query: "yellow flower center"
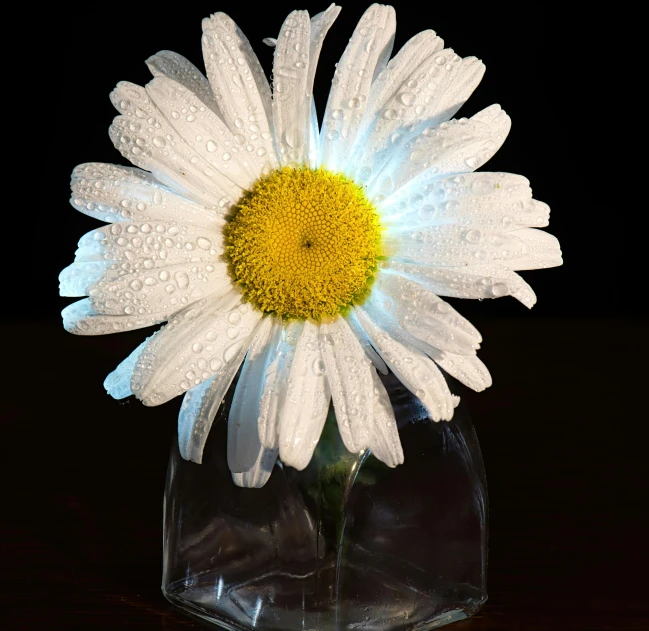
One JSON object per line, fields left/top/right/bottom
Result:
{"left": 225, "top": 167, "right": 383, "bottom": 321}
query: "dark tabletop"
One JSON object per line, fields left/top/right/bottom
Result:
{"left": 3, "top": 317, "right": 646, "bottom": 630}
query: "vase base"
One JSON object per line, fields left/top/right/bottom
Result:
{"left": 163, "top": 561, "right": 485, "bottom": 631}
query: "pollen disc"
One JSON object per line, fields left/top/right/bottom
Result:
{"left": 225, "top": 167, "right": 383, "bottom": 320}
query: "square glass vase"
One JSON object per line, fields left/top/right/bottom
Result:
{"left": 162, "top": 374, "right": 487, "bottom": 630}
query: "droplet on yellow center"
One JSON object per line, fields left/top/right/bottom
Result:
{"left": 225, "top": 167, "right": 383, "bottom": 320}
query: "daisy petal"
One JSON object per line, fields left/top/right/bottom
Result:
{"left": 308, "top": 5, "right": 341, "bottom": 95}
{"left": 70, "top": 163, "right": 228, "bottom": 227}
{"left": 146, "top": 77, "right": 261, "bottom": 188}
{"left": 425, "top": 347, "right": 492, "bottom": 392}
{"left": 146, "top": 50, "right": 221, "bottom": 116}
{"left": 320, "top": 317, "right": 375, "bottom": 453}
{"left": 354, "top": 307, "right": 454, "bottom": 421}
{"left": 74, "top": 222, "right": 224, "bottom": 267}
{"left": 178, "top": 375, "right": 218, "bottom": 462}
{"left": 372, "top": 273, "right": 482, "bottom": 355}
{"left": 372, "top": 104, "right": 510, "bottom": 199}
{"left": 345, "top": 30, "right": 443, "bottom": 180}
{"left": 272, "top": 11, "right": 312, "bottom": 166}
{"left": 61, "top": 299, "right": 167, "bottom": 335}
{"left": 307, "top": 5, "right": 341, "bottom": 167}
{"left": 232, "top": 447, "right": 279, "bottom": 489}
{"left": 59, "top": 261, "right": 110, "bottom": 297}
{"left": 505, "top": 228, "right": 563, "bottom": 270}
{"left": 278, "top": 321, "right": 331, "bottom": 470}
{"left": 109, "top": 82, "right": 241, "bottom": 206}
{"left": 88, "top": 262, "right": 231, "bottom": 316}
{"left": 258, "top": 321, "right": 303, "bottom": 449}
{"left": 368, "top": 370, "right": 404, "bottom": 467}
{"left": 346, "top": 311, "right": 389, "bottom": 375}
{"left": 350, "top": 53, "right": 484, "bottom": 184}
{"left": 385, "top": 260, "right": 538, "bottom": 308}
{"left": 202, "top": 13, "right": 276, "bottom": 166}
{"left": 382, "top": 172, "right": 550, "bottom": 231}
{"left": 308, "top": 98, "right": 320, "bottom": 168}
{"left": 351, "top": 29, "right": 444, "bottom": 149}
{"left": 320, "top": 4, "right": 396, "bottom": 172}
{"left": 228, "top": 317, "right": 278, "bottom": 472}
{"left": 104, "top": 340, "right": 149, "bottom": 399}
{"left": 131, "top": 291, "right": 261, "bottom": 406}
{"left": 177, "top": 316, "right": 270, "bottom": 464}
{"left": 391, "top": 224, "right": 530, "bottom": 268}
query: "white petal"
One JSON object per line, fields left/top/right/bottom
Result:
{"left": 504, "top": 228, "right": 563, "bottom": 270}
{"left": 345, "top": 310, "right": 388, "bottom": 375}
{"left": 354, "top": 307, "right": 454, "bottom": 421}
{"left": 320, "top": 318, "right": 375, "bottom": 453}
{"left": 372, "top": 273, "right": 482, "bottom": 355}
{"left": 278, "top": 321, "right": 331, "bottom": 470}
{"left": 145, "top": 77, "right": 261, "bottom": 188}
{"left": 228, "top": 317, "right": 278, "bottom": 472}
{"left": 232, "top": 447, "right": 279, "bottom": 488}
{"left": 308, "top": 98, "right": 320, "bottom": 168}
{"left": 320, "top": 4, "right": 396, "bottom": 172}
{"left": 350, "top": 29, "right": 444, "bottom": 157}
{"left": 104, "top": 340, "right": 149, "bottom": 399}
{"left": 178, "top": 375, "right": 218, "bottom": 462}
{"left": 425, "top": 347, "right": 492, "bottom": 392}
{"left": 131, "top": 291, "right": 261, "bottom": 406}
{"left": 307, "top": 5, "right": 341, "bottom": 89}
{"left": 349, "top": 52, "right": 484, "bottom": 183}
{"left": 258, "top": 321, "right": 303, "bottom": 449}
{"left": 382, "top": 172, "right": 549, "bottom": 231}
{"left": 109, "top": 82, "right": 240, "bottom": 207}
{"left": 390, "top": 224, "right": 531, "bottom": 268}
{"left": 368, "top": 370, "right": 404, "bottom": 467}
{"left": 61, "top": 298, "right": 167, "bottom": 335}
{"left": 88, "top": 261, "right": 231, "bottom": 316}
{"left": 385, "top": 260, "right": 538, "bottom": 308}
{"left": 370, "top": 104, "right": 511, "bottom": 200}
{"left": 59, "top": 260, "right": 110, "bottom": 297}
{"left": 265, "top": 6, "right": 339, "bottom": 168}
{"left": 74, "top": 222, "right": 224, "bottom": 267}
{"left": 272, "top": 11, "right": 312, "bottom": 166}
{"left": 177, "top": 316, "right": 269, "bottom": 464}
{"left": 146, "top": 50, "right": 221, "bottom": 116}
{"left": 70, "top": 163, "right": 228, "bottom": 227}
{"left": 202, "top": 14, "right": 277, "bottom": 167}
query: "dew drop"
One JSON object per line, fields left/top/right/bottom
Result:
{"left": 312, "top": 358, "right": 326, "bottom": 376}
{"left": 175, "top": 271, "right": 190, "bottom": 289}
{"left": 399, "top": 92, "right": 416, "bottom": 106}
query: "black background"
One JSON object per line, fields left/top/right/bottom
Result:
{"left": 5, "top": 2, "right": 646, "bottom": 630}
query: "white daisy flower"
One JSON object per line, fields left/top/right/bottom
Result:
{"left": 60, "top": 4, "right": 562, "bottom": 488}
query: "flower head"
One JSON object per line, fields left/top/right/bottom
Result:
{"left": 60, "top": 4, "right": 562, "bottom": 487}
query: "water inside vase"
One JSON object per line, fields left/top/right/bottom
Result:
{"left": 162, "top": 374, "right": 487, "bottom": 631}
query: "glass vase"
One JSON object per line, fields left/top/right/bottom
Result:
{"left": 162, "top": 373, "right": 488, "bottom": 630}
